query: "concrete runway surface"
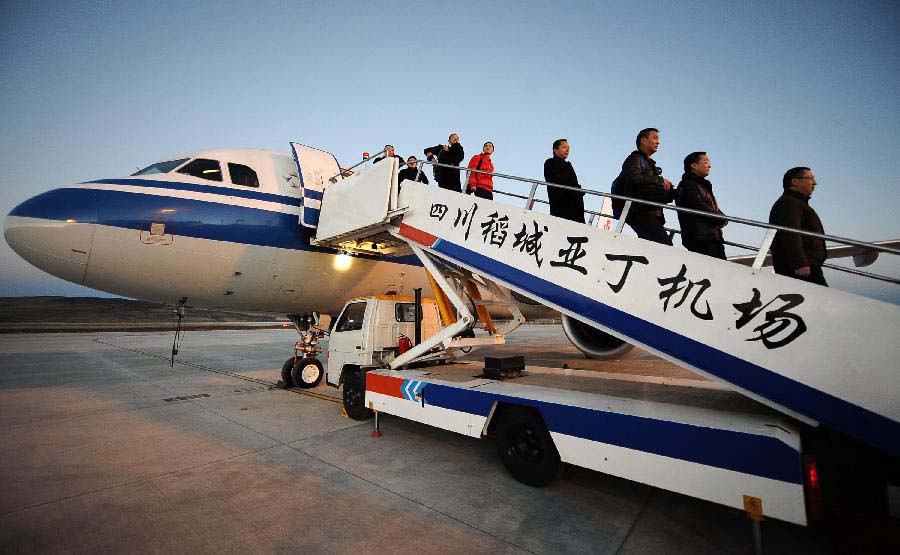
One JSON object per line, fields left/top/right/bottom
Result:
{"left": 0, "top": 326, "right": 836, "bottom": 553}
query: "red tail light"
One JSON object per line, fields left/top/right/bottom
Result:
{"left": 803, "top": 454, "right": 824, "bottom": 521}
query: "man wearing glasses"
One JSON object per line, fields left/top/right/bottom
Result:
{"left": 397, "top": 156, "right": 429, "bottom": 185}
{"left": 769, "top": 167, "right": 827, "bottom": 286}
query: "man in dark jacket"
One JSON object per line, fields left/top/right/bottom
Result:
{"left": 544, "top": 139, "right": 585, "bottom": 223}
{"left": 769, "top": 167, "right": 827, "bottom": 286}
{"left": 612, "top": 128, "right": 675, "bottom": 245}
{"left": 675, "top": 152, "right": 727, "bottom": 259}
{"left": 397, "top": 156, "right": 429, "bottom": 186}
{"left": 424, "top": 133, "right": 464, "bottom": 193}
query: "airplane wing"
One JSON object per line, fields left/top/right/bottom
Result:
{"left": 728, "top": 239, "right": 900, "bottom": 268}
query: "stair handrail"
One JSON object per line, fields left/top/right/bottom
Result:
{"left": 416, "top": 159, "right": 900, "bottom": 258}
{"left": 328, "top": 148, "right": 387, "bottom": 184}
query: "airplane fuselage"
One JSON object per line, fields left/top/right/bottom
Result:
{"left": 5, "top": 148, "right": 431, "bottom": 315}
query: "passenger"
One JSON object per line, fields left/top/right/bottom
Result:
{"left": 466, "top": 142, "right": 495, "bottom": 200}
{"left": 372, "top": 144, "right": 404, "bottom": 164}
{"left": 543, "top": 139, "right": 585, "bottom": 224}
{"left": 675, "top": 152, "right": 727, "bottom": 259}
{"left": 424, "top": 134, "right": 465, "bottom": 193}
{"left": 397, "top": 156, "right": 429, "bottom": 185}
{"left": 769, "top": 167, "right": 828, "bottom": 286}
{"left": 611, "top": 128, "right": 675, "bottom": 245}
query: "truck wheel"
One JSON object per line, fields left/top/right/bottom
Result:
{"left": 342, "top": 370, "right": 373, "bottom": 421}
{"left": 496, "top": 407, "right": 562, "bottom": 487}
{"left": 291, "top": 357, "right": 323, "bottom": 389}
{"left": 280, "top": 357, "right": 296, "bottom": 388}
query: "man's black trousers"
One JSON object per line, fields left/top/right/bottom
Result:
{"left": 626, "top": 214, "right": 673, "bottom": 246}
{"left": 777, "top": 265, "right": 828, "bottom": 287}
{"left": 683, "top": 239, "right": 726, "bottom": 259}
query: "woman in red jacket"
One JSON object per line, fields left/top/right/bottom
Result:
{"left": 466, "top": 142, "right": 495, "bottom": 199}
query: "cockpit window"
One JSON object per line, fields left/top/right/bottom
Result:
{"left": 177, "top": 159, "right": 223, "bottom": 182}
{"left": 131, "top": 158, "right": 189, "bottom": 176}
{"left": 228, "top": 163, "right": 260, "bottom": 188}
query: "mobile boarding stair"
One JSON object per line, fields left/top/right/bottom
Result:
{"left": 310, "top": 156, "right": 899, "bottom": 526}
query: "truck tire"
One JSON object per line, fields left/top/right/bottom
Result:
{"left": 342, "top": 370, "right": 373, "bottom": 421}
{"left": 280, "top": 357, "right": 296, "bottom": 388}
{"left": 496, "top": 406, "right": 562, "bottom": 487}
{"left": 291, "top": 357, "right": 323, "bottom": 389}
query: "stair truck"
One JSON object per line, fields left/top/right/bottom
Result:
{"left": 304, "top": 156, "right": 899, "bottom": 530}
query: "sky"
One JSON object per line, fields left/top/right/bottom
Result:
{"left": 1, "top": 0, "right": 898, "bottom": 302}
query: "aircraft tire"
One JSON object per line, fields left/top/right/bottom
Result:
{"left": 281, "top": 357, "right": 296, "bottom": 388}
{"left": 342, "top": 369, "right": 373, "bottom": 421}
{"left": 291, "top": 357, "right": 323, "bottom": 389}
{"left": 495, "top": 406, "right": 562, "bottom": 487}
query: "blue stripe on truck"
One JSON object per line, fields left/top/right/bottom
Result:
{"left": 424, "top": 383, "right": 801, "bottom": 484}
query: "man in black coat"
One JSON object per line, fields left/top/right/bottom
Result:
{"left": 544, "top": 139, "right": 585, "bottom": 223}
{"left": 611, "top": 128, "right": 675, "bottom": 245}
{"left": 397, "top": 156, "right": 429, "bottom": 185}
{"left": 675, "top": 152, "right": 727, "bottom": 259}
{"left": 769, "top": 167, "right": 827, "bottom": 286}
{"left": 424, "top": 133, "right": 464, "bottom": 193}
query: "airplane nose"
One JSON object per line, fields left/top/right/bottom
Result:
{"left": 4, "top": 187, "right": 98, "bottom": 285}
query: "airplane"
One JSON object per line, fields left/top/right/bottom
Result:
{"left": 1, "top": 144, "right": 623, "bottom": 357}
{"left": 5, "top": 143, "right": 896, "bottom": 363}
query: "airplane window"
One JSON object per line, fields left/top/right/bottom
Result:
{"left": 335, "top": 302, "right": 367, "bottom": 332}
{"left": 177, "top": 159, "right": 223, "bottom": 182}
{"left": 228, "top": 163, "right": 260, "bottom": 188}
{"left": 131, "top": 158, "right": 189, "bottom": 176}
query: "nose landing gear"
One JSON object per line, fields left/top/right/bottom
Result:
{"left": 280, "top": 313, "right": 329, "bottom": 389}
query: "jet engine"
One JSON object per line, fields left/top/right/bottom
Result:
{"left": 561, "top": 314, "right": 634, "bottom": 359}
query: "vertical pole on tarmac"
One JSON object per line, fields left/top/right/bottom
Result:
{"left": 414, "top": 288, "right": 422, "bottom": 346}
{"left": 743, "top": 495, "right": 764, "bottom": 555}
{"left": 751, "top": 520, "right": 762, "bottom": 555}
{"left": 372, "top": 410, "right": 382, "bottom": 438}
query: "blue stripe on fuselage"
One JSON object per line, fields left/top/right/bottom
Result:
{"left": 12, "top": 187, "right": 421, "bottom": 266}
{"left": 423, "top": 383, "right": 802, "bottom": 484}
{"left": 432, "top": 239, "right": 900, "bottom": 458}
{"left": 9, "top": 187, "right": 99, "bottom": 223}
{"left": 87, "top": 178, "right": 304, "bottom": 207}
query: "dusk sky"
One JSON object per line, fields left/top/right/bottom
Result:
{"left": 1, "top": 1, "right": 898, "bottom": 302}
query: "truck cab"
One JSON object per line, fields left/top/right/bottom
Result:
{"left": 325, "top": 295, "right": 441, "bottom": 387}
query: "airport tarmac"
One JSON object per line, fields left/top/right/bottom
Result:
{"left": 0, "top": 326, "right": 836, "bottom": 553}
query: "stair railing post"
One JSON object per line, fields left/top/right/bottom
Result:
{"left": 525, "top": 181, "right": 540, "bottom": 210}
{"left": 615, "top": 201, "right": 632, "bottom": 234}
{"left": 753, "top": 228, "right": 777, "bottom": 270}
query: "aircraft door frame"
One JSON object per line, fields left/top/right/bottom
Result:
{"left": 290, "top": 142, "right": 341, "bottom": 229}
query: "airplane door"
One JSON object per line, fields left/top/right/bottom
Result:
{"left": 326, "top": 300, "right": 370, "bottom": 384}
{"left": 290, "top": 142, "right": 341, "bottom": 229}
